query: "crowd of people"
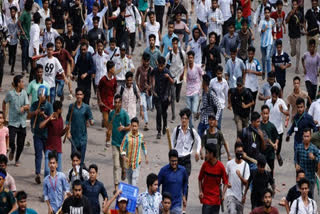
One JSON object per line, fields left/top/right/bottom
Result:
{"left": 0, "top": 0, "right": 319, "bottom": 213}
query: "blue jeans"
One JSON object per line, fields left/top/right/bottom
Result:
{"left": 183, "top": 18, "right": 192, "bottom": 47}
{"left": 218, "top": 109, "right": 223, "bottom": 130}
{"left": 44, "top": 150, "right": 62, "bottom": 177}
{"left": 71, "top": 141, "right": 87, "bottom": 165}
{"left": 171, "top": 205, "right": 182, "bottom": 214}
{"left": 49, "top": 87, "right": 56, "bottom": 103}
{"left": 20, "top": 38, "right": 29, "bottom": 71}
{"left": 33, "top": 136, "right": 46, "bottom": 175}
{"left": 126, "top": 165, "right": 140, "bottom": 186}
{"left": 186, "top": 94, "right": 200, "bottom": 128}
{"left": 198, "top": 122, "right": 209, "bottom": 138}
{"left": 55, "top": 79, "right": 65, "bottom": 98}
{"left": 261, "top": 45, "right": 273, "bottom": 74}
{"left": 140, "top": 92, "right": 151, "bottom": 124}
{"left": 247, "top": 15, "right": 252, "bottom": 27}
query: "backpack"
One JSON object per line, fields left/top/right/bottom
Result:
{"left": 174, "top": 125, "right": 195, "bottom": 151}
{"left": 168, "top": 47, "right": 185, "bottom": 67}
{"left": 68, "top": 165, "right": 88, "bottom": 182}
{"left": 120, "top": 83, "right": 139, "bottom": 100}
{"left": 295, "top": 198, "right": 315, "bottom": 214}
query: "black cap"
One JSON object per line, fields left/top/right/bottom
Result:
{"left": 236, "top": 77, "right": 244, "bottom": 86}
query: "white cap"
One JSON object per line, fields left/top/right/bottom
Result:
{"left": 118, "top": 197, "right": 128, "bottom": 202}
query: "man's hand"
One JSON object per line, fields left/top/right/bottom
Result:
{"left": 227, "top": 103, "right": 232, "bottom": 110}
{"left": 241, "top": 102, "right": 247, "bottom": 109}
{"left": 195, "top": 153, "right": 200, "bottom": 162}
{"left": 241, "top": 195, "right": 246, "bottom": 204}
{"left": 118, "top": 125, "right": 125, "bottom": 132}
{"left": 236, "top": 169, "right": 241, "bottom": 177}
{"left": 81, "top": 73, "right": 88, "bottom": 80}
{"left": 48, "top": 206, "right": 53, "bottom": 214}
{"left": 280, "top": 64, "right": 286, "bottom": 70}
{"left": 272, "top": 143, "right": 278, "bottom": 151}
{"left": 211, "top": 17, "right": 216, "bottom": 22}
{"left": 140, "top": 109, "right": 144, "bottom": 120}
{"left": 295, "top": 164, "right": 301, "bottom": 171}
{"left": 309, "top": 153, "right": 315, "bottom": 160}
{"left": 182, "top": 196, "right": 187, "bottom": 207}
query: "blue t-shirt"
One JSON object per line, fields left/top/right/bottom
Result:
{"left": 161, "top": 33, "right": 179, "bottom": 57}
{"left": 12, "top": 208, "right": 38, "bottom": 214}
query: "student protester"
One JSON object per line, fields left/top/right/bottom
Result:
{"left": 144, "top": 11, "right": 161, "bottom": 48}
{"left": 43, "top": 151, "right": 70, "bottom": 214}
{"left": 61, "top": 179, "right": 93, "bottom": 214}
{"left": 120, "top": 117, "right": 148, "bottom": 185}
{"left": 144, "top": 34, "right": 161, "bottom": 69}
{"left": 198, "top": 143, "right": 228, "bottom": 214}
{"left": 39, "top": 101, "right": 68, "bottom": 177}
{"left": 0, "top": 168, "right": 16, "bottom": 213}
{"left": 265, "top": 86, "right": 289, "bottom": 166}
{"left": 294, "top": 128, "right": 320, "bottom": 198}
{"left": 235, "top": 7, "right": 243, "bottom": 32}
{"left": 152, "top": 56, "right": 174, "bottom": 139}
{"left": 135, "top": 53, "right": 152, "bottom": 131}
{"left": 209, "top": 66, "right": 229, "bottom": 129}
{"left": 136, "top": 173, "right": 162, "bottom": 214}
{"left": 39, "top": 18, "right": 59, "bottom": 53}
{"left": 225, "top": 142, "right": 250, "bottom": 214}
{"left": 304, "top": 0, "right": 320, "bottom": 51}
{"left": 258, "top": 72, "right": 282, "bottom": 102}
{"left": 198, "top": 75, "right": 222, "bottom": 136}
{"left": 225, "top": 47, "right": 245, "bottom": 89}
{"left": 66, "top": 88, "right": 94, "bottom": 165}
{"left": 7, "top": 6, "right": 19, "bottom": 75}
{"left": 195, "top": 0, "right": 210, "bottom": 35}
{"left": 271, "top": 39, "right": 291, "bottom": 91}
{"left": 28, "top": 86, "right": 53, "bottom": 184}
{"left": 206, "top": 0, "right": 223, "bottom": 45}
{"left": 107, "top": 95, "right": 131, "bottom": 192}
{"left": 67, "top": 151, "right": 89, "bottom": 185}
{"left": 28, "top": 12, "right": 41, "bottom": 82}
{"left": 161, "top": 21, "right": 179, "bottom": 57}
{"left": 125, "top": 0, "right": 141, "bottom": 54}
{"left": 27, "top": 65, "right": 50, "bottom": 105}
{"left": 12, "top": 191, "right": 38, "bottom": 214}
{"left": 50, "top": 0, "right": 67, "bottom": 34}
{"left": 218, "top": 0, "right": 233, "bottom": 35}
{"left": 0, "top": 155, "right": 16, "bottom": 194}
{"left": 161, "top": 192, "right": 172, "bottom": 214}
{"left": 38, "top": 0, "right": 50, "bottom": 31}
{"left": 219, "top": 22, "right": 240, "bottom": 62}
{"left": 98, "top": 60, "right": 117, "bottom": 145}
{"left": 228, "top": 77, "right": 254, "bottom": 136}
{"left": 284, "top": 170, "right": 312, "bottom": 213}
{"left": 302, "top": 39, "right": 320, "bottom": 106}
{"left": 113, "top": 4, "right": 129, "bottom": 48}
{"left": 158, "top": 150, "right": 188, "bottom": 214}
{"left": 238, "top": 18, "right": 254, "bottom": 62}
{"left": 201, "top": 32, "right": 221, "bottom": 79}
{"left": 165, "top": 37, "right": 186, "bottom": 123}
{"left": 286, "top": 98, "right": 317, "bottom": 151}
{"left": 285, "top": 0, "right": 304, "bottom": 74}
{"left": 88, "top": 17, "right": 107, "bottom": 49}
{"left": 63, "top": 21, "right": 80, "bottom": 57}
{"left": 103, "top": 189, "right": 129, "bottom": 214}
{"left": 173, "top": 13, "right": 190, "bottom": 46}
{"left": 244, "top": 46, "right": 262, "bottom": 112}
{"left": 187, "top": 25, "right": 206, "bottom": 65}
{"left": 83, "top": 1, "right": 108, "bottom": 32}
{"left": 259, "top": 7, "right": 276, "bottom": 79}
{"left": 82, "top": 164, "right": 108, "bottom": 214}
{"left": 270, "top": 0, "right": 286, "bottom": 44}
{"left": 250, "top": 189, "right": 279, "bottom": 214}
{"left": 243, "top": 155, "right": 275, "bottom": 210}
{"left": 289, "top": 178, "right": 318, "bottom": 214}
{"left": 3, "top": 75, "right": 29, "bottom": 165}
{"left": 105, "top": 38, "right": 120, "bottom": 62}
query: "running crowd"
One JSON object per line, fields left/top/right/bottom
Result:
{"left": 0, "top": 0, "right": 319, "bottom": 213}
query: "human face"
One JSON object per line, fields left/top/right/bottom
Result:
{"left": 110, "top": 42, "right": 116, "bottom": 50}
{"left": 93, "top": 20, "right": 99, "bottom": 29}
{"left": 150, "top": 180, "right": 158, "bottom": 193}
{"left": 45, "top": 20, "right": 52, "bottom": 30}
{"left": 120, "top": 49, "right": 126, "bottom": 57}
{"left": 297, "top": 172, "right": 305, "bottom": 182}
{"left": 217, "top": 71, "right": 223, "bottom": 80}
{"left": 237, "top": 9, "right": 242, "bottom": 19}
{"left": 180, "top": 115, "right": 189, "bottom": 127}
{"left": 158, "top": 63, "right": 165, "bottom": 71}
{"left": 263, "top": 192, "right": 272, "bottom": 208}
{"left": 55, "top": 40, "right": 62, "bottom": 50}
{"left": 276, "top": 45, "right": 282, "bottom": 55}
{"left": 188, "top": 54, "right": 194, "bottom": 65}
{"left": 261, "top": 109, "right": 269, "bottom": 122}
{"left": 235, "top": 146, "right": 243, "bottom": 154}
{"left": 43, "top": 0, "right": 49, "bottom": 9}
{"left": 47, "top": 47, "right": 53, "bottom": 57}
{"left": 293, "top": 79, "right": 300, "bottom": 90}
{"left": 89, "top": 168, "right": 97, "bottom": 182}
{"left": 252, "top": 118, "right": 261, "bottom": 129}
{"left": 241, "top": 22, "right": 248, "bottom": 32}
{"left": 114, "top": 98, "right": 122, "bottom": 111}
{"left": 10, "top": 9, "right": 16, "bottom": 18}
{"left": 299, "top": 183, "right": 309, "bottom": 197}
{"left": 228, "top": 25, "right": 235, "bottom": 34}
{"left": 212, "top": 0, "right": 218, "bottom": 8}
{"left": 72, "top": 157, "right": 81, "bottom": 168}
{"left": 131, "top": 122, "right": 139, "bottom": 134}
{"left": 162, "top": 198, "right": 171, "bottom": 211}
{"left": 149, "top": 37, "right": 155, "bottom": 48}
{"left": 209, "top": 34, "right": 216, "bottom": 45}
{"left": 205, "top": 150, "right": 213, "bottom": 161}
{"left": 303, "top": 131, "right": 311, "bottom": 145}
{"left": 118, "top": 201, "right": 127, "bottom": 211}
{"left": 92, "top": 6, "right": 98, "bottom": 15}
{"left": 36, "top": 68, "right": 43, "bottom": 80}
{"left": 168, "top": 24, "right": 174, "bottom": 34}
{"left": 309, "top": 44, "right": 315, "bottom": 54}
{"left": 17, "top": 199, "right": 27, "bottom": 211}
{"left": 172, "top": 40, "right": 178, "bottom": 51}
{"left": 208, "top": 118, "right": 217, "bottom": 128}
{"left": 97, "top": 42, "right": 104, "bottom": 54}
{"left": 169, "top": 156, "right": 178, "bottom": 170}
{"left": 81, "top": 45, "right": 88, "bottom": 55}
{"left": 268, "top": 77, "right": 275, "bottom": 86}
{"left": 271, "top": 92, "right": 278, "bottom": 102}
{"left": 49, "top": 158, "right": 57, "bottom": 172}
{"left": 248, "top": 51, "right": 254, "bottom": 61}
{"left": 265, "top": 10, "right": 270, "bottom": 19}
{"left": 231, "top": 51, "right": 236, "bottom": 61}
{"left": 236, "top": 84, "right": 243, "bottom": 92}
{"left": 292, "top": 0, "right": 298, "bottom": 10}
{"left": 73, "top": 185, "right": 83, "bottom": 198}
{"left": 76, "top": 90, "right": 84, "bottom": 103}
{"left": 193, "top": 29, "right": 200, "bottom": 39}
{"left": 18, "top": 79, "right": 25, "bottom": 89}
{"left": 277, "top": 4, "right": 283, "bottom": 12}
{"left": 67, "top": 23, "right": 73, "bottom": 32}
{"left": 175, "top": 13, "right": 181, "bottom": 22}
{"left": 297, "top": 103, "right": 305, "bottom": 115}
{"left": 312, "top": 0, "right": 318, "bottom": 8}
{"left": 127, "top": 0, "right": 132, "bottom": 5}
{"left": 143, "top": 59, "right": 150, "bottom": 68}
{"left": 126, "top": 76, "right": 133, "bottom": 88}
{"left": 258, "top": 164, "right": 265, "bottom": 173}
{"left": 149, "top": 14, "right": 155, "bottom": 23}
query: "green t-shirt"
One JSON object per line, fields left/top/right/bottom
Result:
{"left": 201, "top": 128, "right": 225, "bottom": 160}
{"left": 235, "top": 17, "right": 243, "bottom": 31}
{"left": 0, "top": 188, "right": 15, "bottom": 214}
{"left": 27, "top": 79, "right": 50, "bottom": 105}
{"left": 109, "top": 109, "right": 130, "bottom": 147}
{"left": 138, "top": 0, "right": 148, "bottom": 12}
{"left": 19, "top": 10, "right": 31, "bottom": 40}
{"left": 260, "top": 121, "right": 279, "bottom": 159}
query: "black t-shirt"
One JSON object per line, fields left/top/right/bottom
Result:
{"left": 61, "top": 195, "right": 93, "bottom": 214}
{"left": 63, "top": 33, "right": 80, "bottom": 53}
{"left": 152, "top": 68, "right": 173, "bottom": 101}
{"left": 305, "top": 8, "right": 320, "bottom": 36}
{"left": 88, "top": 28, "right": 106, "bottom": 47}
{"left": 167, "top": 3, "right": 188, "bottom": 22}
{"left": 68, "top": 4, "right": 86, "bottom": 33}
{"left": 287, "top": 11, "right": 304, "bottom": 38}
{"left": 229, "top": 87, "right": 253, "bottom": 118}
{"left": 239, "top": 125, "right": 264, "bottom": 161}
{"left": 114, "top": 14, "right": 128, "bottom": 45}
{"left": 51, "top": 0, "right": 67, "bottom": 29}
{"left": 248, "top": 170, "right": 274, "bottom": 201}
{"left": 286, "top": 184, "right": 313, "bottom": 206}
{"left": 202, "top": 44, "right": 221, "bottom": 77}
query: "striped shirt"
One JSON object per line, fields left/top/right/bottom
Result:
{"left": 258, "top": 18, "right": 276, "bottom": 47}
{"left": 120, "top": 131, "right": 147, "bottom": 170}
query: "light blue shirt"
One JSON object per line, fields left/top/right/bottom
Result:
{"left": 225, "top": 57, "right": 245, "bottom": 88}
{"left": 259, "top": 18, "right": 275, "bottom": 47}
{"left": 154, "top": 0, "right": 167, "bottom": 6}
{"left": 161, "top": 33, "right": 179, "bottom": 57}
{"left": 43, "top": 172, "right": 70, "bottom": 213}
{"left": 4, "top": 89, "right": 29, "bottom": 128}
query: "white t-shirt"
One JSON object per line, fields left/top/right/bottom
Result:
{"left": 266, "top": 98, "right": 288, "bottom": 134}
{"left": 218, "top": 0, "right": 232, "bottom": 21}
{"left": 226, "top": 159, "right": 250, "bottom": 202}
{"left": 308, "top": 99, "right": 320, "bottom": 125}
{"left": 245, "top": 59, "right": 262, "bottom": 92}
{"left": 188, "top": 37, "right": 206, "bottom": 65}
{"left": 37, "top": 56, "right": 63, "bottom": 88}
{"left": 145, "top": 21, "right": 160, "bottom": 47}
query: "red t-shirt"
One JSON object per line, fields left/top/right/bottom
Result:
{"left": 46, "top": 116, "right": 63, "bottom": 153}
{"left": 270, "top": 11, "right": 286, "bottom": 39}
{"left": 198, "top": 160, "right": 228, "bottom": 206}
{"left": 98, "top": 75, "right": 117, "bottom": 112}
{"left": 250, "top": 206, "right": 279, "bottom": 214}
{"left": 54, "top": 49, "right": 72, "bottom": 80}
{"left": 240, "top": 0, "right": 251, "bottom": 18}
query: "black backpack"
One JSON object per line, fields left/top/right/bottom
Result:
{"left": 166, "top": 47, "right": 185, "bottom": 69}
{"left": 174, "top": 125, "right": 195, "bottom": 151}
{"left": 68, "top": 165, "right": 88, "bottom": 182}
{"left": 120, "top": 84, "right": 139, "bottom": 100}
{"left": 295, "top": 198, "right": 315, "bottom": 214}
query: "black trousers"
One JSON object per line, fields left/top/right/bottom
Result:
{"left": 8, "top": 126, "right": 26, "bottom": 162}
{"left": 202, "top": 204, "right": 220, "bottom": 214}
{"left": 306, "top": 80, "right": 317, "bottom": 106}
{"left": 178, "top": 154, "right": 191, "bottom": 199}
{"left": 8, "top": 44, "right": 17, "bottom": 72}
{"left": 249, "top": 90, "right": 258, "bottom": 113}
{"left": 276, "top": 133, "right": 283, "bottom": 156}
{"left": 129, "top": 32, "right": 136, "bottom": 53}
{"left": 79, "top": 83, "right": 91, "bottom": 105}
{"left": 154, "top": 97, "right": 169, "bottom": 132}
{"left": 155, "top": 5, "right": 165, "bottom": 33}
{"left": 0, "top": 52, "right": 4, "bottom": 87}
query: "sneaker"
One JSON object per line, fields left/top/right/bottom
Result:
{"left": 67, "top": 94, "right": 73, "bottom": 100}
{"left": 143, "top": 124, "right": 149, "bottom": 131}
{"left": 277, "top": 155, "right": 283, "bottom": 166}
{"left": 156, "top": 132, "right": 161, "bottom": 139}
{"left": 9, "top": 152, "right": 14, "bottom": 161}
{"left": 137, "top": 41, "right": 142, "bottom": 47}
{"left": 35, "top": 174, "right": 41, "bottom": 184}
{"left": 162, "top": 128, "right": 167, "bottom": 135}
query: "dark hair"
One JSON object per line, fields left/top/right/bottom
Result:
{"left": 67, "top": 20, "right": 73, "bottom": 26}
{"left": 257, "top": 154, "right": 267, "bottom": 167}
{"left": 93, "top": 2, "right": 100, "bottom": 8}
{"left": 298, "top": 178, "right": 310, "bottom": 188}
{"left": 228, "top": 20, "right": 235, "bottom": 27}
{"left": 296, "top": 169, "right": 305, "bottom": 177}
{"left": 146, "top": 173, "right": 158, "bottom": 188}
{"left": 93, "top": 16, "right": 100, "bottom": 22}
{"left": 268, "top": 72, "right": 276, "bottom": 78}
{"left": 205, "top": 143, "right": 217, "bottom": 157}
{"left": 157, "top": 56, "right": 166, "bottom": 65}
{"left": 148, "top": 11, "right": 155, "bottom": 16}
{"left": 217, "top": 65, "right": 223, "bottom": 73}
{"left": 172, "top": 37, "right": 179, "bottom": 43}
{"left": 251, "top": 111, "right": 260, "bottom": 122}
{"left": 187, "top": 50, "right": 195, "bottom": 57}
{"left": 263, "top": 188, "right": 273, "bottom": 197}
{"left": 168, "top": 149, "right": 178, "bottom": 159}
{"left": 47, "top": 42, "right": 54, "bottom": 49}
{"left": 168, "top": 21, "right": 174, "bottom": 26}
{"left": 261, "top": 104, "right": 270, "bottom": 112}
{"left": 42, "top": 0, "right": 49, "bottom": 4}
{"left": 35, "top": 64, "right": 43, "bottom": 71}
{"left": 162, "top": 192, "right": 172, "bottom": 201}
{"left": 71, "top": 151, "right": 82, "bottom": 160}
{"left": 303, "top": 128, "right": 311, "bottom": 135}
{"left": 89, "top": 164, "right": 98, "bottom": 172}
{"left": 234, "top": 141, "right": 243, "bottom": 151}
{"left": 24, "top": 0, "right": 33, "bottom": 11}
{"left": 270, "top": 86, "right": 280, "bottom": 96}
{"left": 276, "top": 0, "right": 283, "bottom": 5}
{"left": 241, "top": 18, "right": 248, "bottom": 25}
{"left": 209, "top": 31, "right": 217, "bottom": 40}
{"left": 13, "top": 75, "right": 23, "bottom": 87}
{"left": 80, "top": 42, "right": 88, "bottom": 48}
{"left": 275, "top": 39, "right": 282, "bottom": 46}
{"left": 33, "top": 12, "right": 41, "bottom": 23}
{"left": 96, "top": 39, "right": 104, "bottom": 46}
{"left": 149, "top": 34, "right": 156, "bottom": 41}
{"left": 0, "top": 111, "right": 3, "bottom": 119}
{"left": 293, "top": 76, "right": 301, "bottom": 82}
{"left": 296, "top": 97, "right": 305, "bottom": 106}
{"left": 264, "top": 6, "right": 271, "bottom": 12}
{"left": 45, "top": 17, "right": 52, "bottom": 23}
{"left": 48, "top": 151, "right": 58, "bottom": 162}
{"left": 120, "top": 3, "right": 126, "bottom": 12}
{"left": 125, "top": 71, "right": 133, "bottom": 80}
{"left": 0, "top": 154, "right": 8, "bottom": 165}
{"left": 230, "top": 46, "right": 237, "bottom": 53}
{"left": 107, "top": 60, "right": 115, "bottom": 72}
{"left": 179, "top": 108, "right": 192, "bottom": 118}
{"left": 142, "top": 52, "right": 150, "bottom": 61}
{"left": 237, "top": 6, "right": 243, "bottom": 11}
{"left": 72, "top": 179, "right": 82, "bottom": 189}
{"left": 114, "top": 94, "right": 122, "bottom": 101}
{"left": 292, "top": 0, "right": 298, "bottom": 3}
{"left": 55, "top": 36, "right": 64, "bottom": 45}
{"left": 75, "top": 87, "right": 84, "bottom": 94}
{"left": 248, "top": 46, "right": 255, "bottom": 53}
{"left": 16, "top": 191, "right": 27, "bottom": 201}
{"left": 9, "top": 6, "right": 17, "bottom": 11}
{"left": 202, "top": 74, "right": 210, "bottom": 86}
{"left": 308, "top": 39, "right": 316, "bottom": 47}
{"left": 131, "top": 117, "right": 139, "bottom": 124}
{"left": 109, "top": 38, "right": 117, "bottom": 44}
{"left": 53, "top": 101, "right": 62, "bottom": 112}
